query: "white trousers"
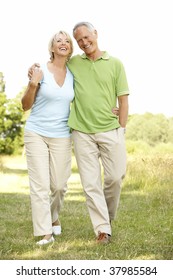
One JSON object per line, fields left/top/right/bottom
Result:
{"left": 72, "top": 128, "right": 126, "bottom": 236}
{"left": 24, "top": 130, "right": 72, "bottom": 236}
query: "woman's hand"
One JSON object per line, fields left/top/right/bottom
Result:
{"left": 112, "top": 107, "right": 119, "bottom": 116}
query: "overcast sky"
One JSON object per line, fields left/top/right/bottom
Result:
{"left": 0, "top": 0, "right": 172, "bottom": 117}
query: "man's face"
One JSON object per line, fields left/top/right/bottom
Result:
{"left": 73, "top": 26, "right": 97, "bottom": 55}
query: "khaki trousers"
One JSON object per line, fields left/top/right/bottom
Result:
{"left": 72, "top": 128, "right": 126, "bottom": 236}
{"left": 24, "top": 130, "right": 72, "bottom": 236}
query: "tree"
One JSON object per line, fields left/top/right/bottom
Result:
{"left": 126, "top": 113, "right": 170, "bottom": 146}
{"left": 0, "top": 73, "right": 24, "bottom": 154}
{"left": 0, "top": 72, "right": 5, "bottom": 92}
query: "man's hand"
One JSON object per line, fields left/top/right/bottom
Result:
{"left": 30, "top": 67, "right": 43, "bottom": 85}
{"left": 28, "top": 63, "right": 40, "bottom": 80}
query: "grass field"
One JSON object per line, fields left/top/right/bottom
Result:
{"left": 0, "top": 152, "right": 173, "bottom": 260}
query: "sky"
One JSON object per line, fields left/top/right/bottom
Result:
{"left": 0, "top": 0, "right": 173, "bottom": 117}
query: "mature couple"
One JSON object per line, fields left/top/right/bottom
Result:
{"left": 22, "top": 22, "right": 129, "bottom": 245}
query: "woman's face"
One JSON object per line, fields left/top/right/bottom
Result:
{"left": 52, "top": 33, "right": 72, "bottom": 58}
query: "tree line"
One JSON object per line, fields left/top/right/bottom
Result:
{"left": 0, "top": 71, "right": 173, "bottom": 154}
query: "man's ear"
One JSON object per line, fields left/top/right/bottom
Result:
{"left": 94, "top": 29, "right": 98, "bottom": 37}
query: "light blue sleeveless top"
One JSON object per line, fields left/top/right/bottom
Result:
{"left": 25, "top": 64, "right": 74, "bottom": 138}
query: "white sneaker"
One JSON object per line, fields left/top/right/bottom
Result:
{"left": 36, "top": 236, "right": 54, "bottom": 245}
{"left": 52, "top": 225, "right": 61, "bottom": 235}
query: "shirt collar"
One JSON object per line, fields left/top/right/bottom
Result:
{"left": 81, "top": 51, "right": 109, "bottom": 60}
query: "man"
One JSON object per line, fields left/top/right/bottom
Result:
{"left": 67, "top": 22, "right": 129, "bottom": 244}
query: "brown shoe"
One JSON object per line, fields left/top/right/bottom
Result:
{"left": 96, "top": 231, "right": 111, "bottom": 244}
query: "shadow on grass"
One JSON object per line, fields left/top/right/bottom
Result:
{"left": 1, "top": 167, "right": 28, "bottom": 175}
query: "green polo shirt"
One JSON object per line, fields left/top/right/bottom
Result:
{"left": 67, "top": 52, "right": 129, "bottom": 133}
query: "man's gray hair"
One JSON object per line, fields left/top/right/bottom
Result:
{"left": 73, "top": 22, "right": 95, "bottom": 35}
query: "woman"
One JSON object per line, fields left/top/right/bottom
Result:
{"left": 21, "top": 31, "right": 74, "bottom": 245}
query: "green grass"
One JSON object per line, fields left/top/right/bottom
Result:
{"left": 0, "top": 153, "right": 173, "bottom": 260}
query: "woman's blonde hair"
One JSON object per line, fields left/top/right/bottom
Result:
{"left": 48, "top": 30, "right": 73, "bottom": 62}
